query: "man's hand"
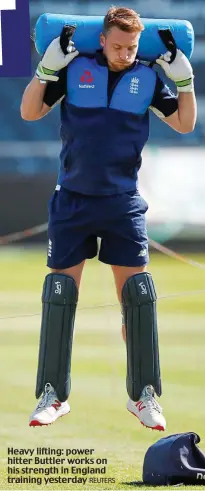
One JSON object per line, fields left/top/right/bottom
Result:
{"left": 156, "top": 49, "right": 194, "bottom": 92}
{"left": 36, "top": 35, "right": 79, "bottom": 82}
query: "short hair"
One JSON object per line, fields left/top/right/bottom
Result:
{"left": 103, "top": 6, "right": 144, "bottom": 35}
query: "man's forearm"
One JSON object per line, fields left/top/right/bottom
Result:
{"left": 20, "top": 76, "right": 48, "bottom": 120}
{"left": 177, "top": 90, "right": 197, "bottom": 132}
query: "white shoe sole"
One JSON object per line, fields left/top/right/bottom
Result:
{"left": 29, "top": 405, "right": 70, "bottom": 427}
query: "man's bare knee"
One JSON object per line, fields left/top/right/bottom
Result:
{"left": 50, "top": 261, "right": 85, "bottom": 289}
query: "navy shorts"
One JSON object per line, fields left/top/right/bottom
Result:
{"left": 47, "top": 186, "right": 149, "bottom": 268}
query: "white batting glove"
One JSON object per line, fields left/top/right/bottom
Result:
{"left": 36, "top": 37, "right": 79, "bottom": 82}
{"left": 156, "top": 49, "right": 194, "bottom": 92}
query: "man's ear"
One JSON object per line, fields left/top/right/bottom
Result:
{"left": 100, "top": 32, "right": 105, "bottom": 48}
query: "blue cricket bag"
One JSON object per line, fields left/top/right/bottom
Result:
{"left": 143, "top": 432, "right": 205, "bottom": 485}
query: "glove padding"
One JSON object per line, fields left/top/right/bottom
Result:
{"left": 156, "top": 49, "right": 194, "bottom": 92}
{"left": 36, "top": 36, "right": 79, "bottom": 82}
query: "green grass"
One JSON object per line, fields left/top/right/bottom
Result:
{"left": 0, "top": 248, "right": 204, "bottom": 490}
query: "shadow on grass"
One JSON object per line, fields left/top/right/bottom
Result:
{"left": 121, "top": 482, "right": 184, "bottom": 488}
{"left": 121, "top": 483, "right": 154, "bottom": 488}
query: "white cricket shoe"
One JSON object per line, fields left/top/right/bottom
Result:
{"left": 29, "top": 383, "right": 70, "bottom": 427}
{"left": 127, "top": 385, "right": 166, "bottom": 431}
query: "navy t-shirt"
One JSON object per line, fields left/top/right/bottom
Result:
{"left": 42, "top": 53, "right": 178, "bottom": 195}
{"left": 43, "top": 63, "right": 178, "bottom": 118}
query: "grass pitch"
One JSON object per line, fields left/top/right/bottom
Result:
{"left": 0, "top": 247, "right": 204, "bottom": 490}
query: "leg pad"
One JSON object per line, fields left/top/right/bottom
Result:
{"left": 36, "top": 273, "right": 78, "bottom": 402}
{"left": 122, "top": 272, "right": 162, "bottom": 401}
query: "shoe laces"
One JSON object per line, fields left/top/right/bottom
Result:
{"left": 145, "top": 396, "right": 162, "bottom": 413}
{"left": 142, "top": 386, "right": 162, "bottom": 413}
{"left": 36, "top": 383, "right": 57, "bottom": 409}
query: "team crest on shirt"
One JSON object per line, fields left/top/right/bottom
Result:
{"left": 129, "top": 77, "right": 139, "bottom": 94}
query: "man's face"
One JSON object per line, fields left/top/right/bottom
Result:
{"left": 100, "top": 26, "right": 140, "bottom": 72}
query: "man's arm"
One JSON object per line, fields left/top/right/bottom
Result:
{"left": 20, "top": 30, "right": 78, "bottom": 121}
{"left": 155, "top": 49, "right": 197, "bottom": 133}
{"left": 163, "top": 91, "right": 197, "bottom": 133}
{"left": 21, "top": 78, "right": 51, "bottom": 120}
{"left": 149, "top": 74, "right": 197, "bottom": 134}
{"left": 21, "top": 67, "right": 67, "bottom": 121}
